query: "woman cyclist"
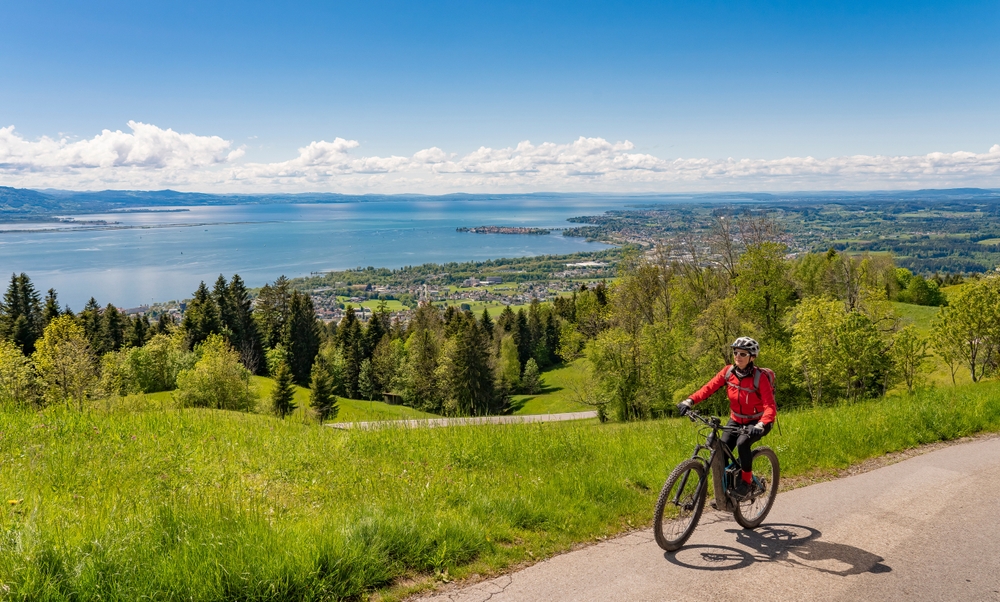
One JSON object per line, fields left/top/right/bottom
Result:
{"left": 677, "top": 336, "right": 777, "bottom": 500}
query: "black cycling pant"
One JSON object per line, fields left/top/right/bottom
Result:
{"left": 720, "top": 418, "right": 772, "bottom": 473}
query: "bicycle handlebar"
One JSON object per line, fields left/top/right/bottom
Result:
{"left": 684, "top": 408, "right": 754, "bottom": 435}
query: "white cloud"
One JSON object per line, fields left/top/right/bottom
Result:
{"left": 0, "top": 121, "right": 239, "bottom": 172}
{"left": 1, "top": 122, "right": 999, "bottom": 193}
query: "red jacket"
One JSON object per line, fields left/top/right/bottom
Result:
{"left": 689, "top": 365, "right": 777, "bottom": 425}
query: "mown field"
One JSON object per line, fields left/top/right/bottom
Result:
{"left": 2, "top": 380, "right": 999, "bottom": 601}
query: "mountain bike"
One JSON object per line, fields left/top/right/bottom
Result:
{"left": 653, "top": 409, "right": 780, "bottom": 552}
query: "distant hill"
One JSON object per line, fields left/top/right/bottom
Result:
{"left": 0, "top": 185, "right": 997, "bottom": 222}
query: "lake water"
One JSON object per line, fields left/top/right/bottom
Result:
{"left": 0, "top": 197, "right": 632, "bottom": 309}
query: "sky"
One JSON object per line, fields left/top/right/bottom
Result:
{"left": 0, "top": 0, "right": 998, "bottom": 193}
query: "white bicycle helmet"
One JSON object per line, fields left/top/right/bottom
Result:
{"left": 730, "top": 336, "right": 760, "bottom": 357}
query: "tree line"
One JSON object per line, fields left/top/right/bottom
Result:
{"left": 570, "top": 214, "right": 1000, "bottom": 421}
{"left": 0, "top": 271, "right": 575, "bottom": 419}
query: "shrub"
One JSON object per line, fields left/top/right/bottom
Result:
{"left": 174, "top": 335, "right": 258, "bottom": 412}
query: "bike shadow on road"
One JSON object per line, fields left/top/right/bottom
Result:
{"left": 664, "top": 523, "right": 892, "bottom": 576}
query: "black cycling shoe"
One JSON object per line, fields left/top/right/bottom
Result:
{"left": 732, "top": 479, "right": 752, "bottom": 500}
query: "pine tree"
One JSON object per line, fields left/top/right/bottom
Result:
{"left": 227, "top": 274, "right": 264, "bottom": 374}
{"left": 181, "top": 281, "right": 222, "bottom": 349}
{"left": 79, "top": 298, "right": 103, "bottom": 352}
{"left": 309, "top": 358, "right": 338, "bottom": 423}
{"left": 99, "top": 304, "right": 126, "bottom": 354}
{"left": 480, "top": 308, "right": 494, "bottom": 340}
{"left": 358, "top": 358, "right": 376, "bottom": 400}
{"left": 212, "top": 275, "right": 235, "bottom": 338}
{"left": 270, "top": 361, "right": 297, "bottom": 418}
{"left": 543, "top": 312, "right": 561, "bottom": 365}
{"left": 155, "top": 312, "right": 175, "bottom": 334}
{"left": 362, "top": 301, "right": 390, "bottom": 359}
{"left": 282, "top": 291, "right": 321, "bottom": 386}
{"left": 515, "top": 308, "right": 531, "bottom": 369}
{"left": 254, "top": 276, "right": 291, "bottom": 348}
{"left": 522, "top": 358, "right": 541, "bottom": 394}
{"left": 338, "top": 306, "right": 363, "bottom": 398}
{"left": 42, "top": 289, "right": 60, "bottom": 327}
{"left": 126, "top": 314, "right": 150, "bottom": 348}
{"left": 0, "top": 273, "right": 43, "bottom": 354}
{"left": 449, "top": 314, "right": 498, "bottom": 415}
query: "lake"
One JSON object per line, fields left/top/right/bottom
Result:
{"left": 0, "top": 197, "right": 630, "bottom": 309}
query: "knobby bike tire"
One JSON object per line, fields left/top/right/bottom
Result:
{"left": 653, "top": 458, "right": 707, "bottom": 552}
{"left": 732, "top": 446, "right": 780, "bottom": 529}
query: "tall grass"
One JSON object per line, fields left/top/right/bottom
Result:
{"left": 1, "top": 382, "right": 999, "bottom": 600}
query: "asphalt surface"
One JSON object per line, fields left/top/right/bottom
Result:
{"left": 328, "top": 411, "right": 597, "bottom": 430}
{"left": 416, "top": 436, "right": 1000, "bottom": 602}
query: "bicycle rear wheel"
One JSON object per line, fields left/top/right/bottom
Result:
{"left": 733, "top": 446, "right": 779, "bottom": 529}
{"left": 653, "top": 459, "right": 707, "bottom": 551}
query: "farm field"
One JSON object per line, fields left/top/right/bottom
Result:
{"left": 2, "top": 380, "right": 1000, "bottom": 600}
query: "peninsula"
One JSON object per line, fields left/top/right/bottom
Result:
{"left": 456, "top": 225, "right": 551, "bottom": 235}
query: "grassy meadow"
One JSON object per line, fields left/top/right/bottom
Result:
{"left": 510, "top": 358, "right": 591, "bottom": 415}
{"left": 2, "top": 380, "right": 1000, "bottom": 600}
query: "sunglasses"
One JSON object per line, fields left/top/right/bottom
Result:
{"left": 733, "top": 351, "right": 752, "bottom": 358}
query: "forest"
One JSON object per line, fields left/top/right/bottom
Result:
{"left": 1, "top": 213, "right": 997, "bottom": 422}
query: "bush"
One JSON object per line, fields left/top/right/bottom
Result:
{"left": 174, "top": 335, "right": 258, "bottom": 412}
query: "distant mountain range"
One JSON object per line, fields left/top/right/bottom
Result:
{"left": 1, "top": 186, "right": 998, "bottom": 221}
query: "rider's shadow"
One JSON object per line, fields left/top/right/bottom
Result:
{"left": 666, "top": 524, "right": 891, "bottom": 576}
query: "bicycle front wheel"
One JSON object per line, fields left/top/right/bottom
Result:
{"left": 653, "top": 458, "right": 707, "bottom": 551}
{"left": 733, "top": 446, "right": 779, "bottom": 529}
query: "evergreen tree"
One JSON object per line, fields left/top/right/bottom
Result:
{"left": 0, "top": 273, "right": 43, "bottom": 354}
{"left": 254, "top": 276, "right": 291, "bottom": 348}
{"left": 155, "top": 312, "right": 176, "bottom": 335}
{"left": 543, "top": 312, "right": 561, "bottom": 365}
{"left": 440, "top": 313, "right": 498, "bottom": 415}
{"left": 181, "top": 281, "right": 222, "bottom": 349}
{"left": 282, "top": 291, "right": 321, "bottom": 386}
{"left": 99, "top": 304, "right": 127, "bottom": 354}
{"left": 362, "top": 301, "right": 389, "bottom": 359}
{"left": 480, "top": 308, "right": 494, "bottom": 340}
{"left": 212, "top": 275, "right": 235, "bottom": 338}
{"left": 515, "top": 308, "right": 531, "bottom": 369}
{"left": 79, "top": 298, "right": 103, "bottom": 352}
{"left": 227, "top": 274, "right": 265, "bottom": 374}
{"left": 309, "top": 358, "right": 338, "bottom": 423}
{"left": 126, "top": 314, "right": 150, "bottom": 348}
{"left": 442, "top": 305, "right": 460, "bottom": 336}
{"left": 270, "top": 361, "right": 297, "bottom": 418}
{"left": 337, "top": 306, "right": 363, "bottom": 397}
{"left": 401, "top": 304, "right": 443, "bottom": 411}
{"left": 42, "top": 289, "right": 60, "bottom": 326}
{"left": 521, "top": 358, "right": 541, "bottom": 394}
{"left": 358, "top": 358, "right": 376, "bottom": 400}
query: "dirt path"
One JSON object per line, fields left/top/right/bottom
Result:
{"left": 329, "top": 411, "right": 597, "bottom": 430}
{"left": 414, "top": 435, "right": 1000, "bottom": 601}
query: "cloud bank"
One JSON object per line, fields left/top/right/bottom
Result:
{"left": 2, "top": 122, "right": 999, "bottom": 193}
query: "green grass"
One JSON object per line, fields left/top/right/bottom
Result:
{"left": 338, "top": 298, "right": 406, "bottom": 312}
{"left": 891, "top": 301, "right": 971, "bottom": 387}
{"left": 120, "top": 379, "right": 439, "bottom": 424}
{"left": 510, "top": 358, "right": 592, "bottom": 415}
{"left": 976, "top": 238, "right": 1000, "bottom": 246}
{"left": 3, "top": 381, "right": 1000, "bottom": 600}
{"left": 252, "top": 376, "right": 437, "bottom": 423}
{"left": 892, "top": 301, "right": 939, "bottom": 336}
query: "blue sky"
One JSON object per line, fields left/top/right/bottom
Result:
{"left": 1, "top": 1, "right": 998, "bottom": 192}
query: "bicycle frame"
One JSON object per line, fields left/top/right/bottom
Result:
{"left": 684, "top": 412, "right": 746, "bottom": 513}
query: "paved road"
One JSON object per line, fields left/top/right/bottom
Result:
{"left": 416, "top": 436, "right": 1000, "bottom": 602}
{"left": 328, "top": 411, "right": 597, "bottom": 430}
